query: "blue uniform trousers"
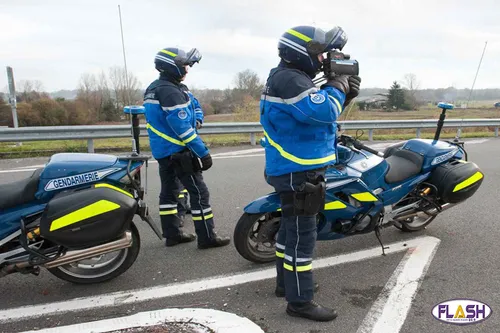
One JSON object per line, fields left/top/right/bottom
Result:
{"left": 267, "top": 169, "right": 325, "bottom": 304}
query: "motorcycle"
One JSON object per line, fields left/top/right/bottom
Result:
{"left": 234, "top": 102, "right": 485, "bottom": 263}
{"left": 0, "top": 106, "right": 162, "bottom": 284}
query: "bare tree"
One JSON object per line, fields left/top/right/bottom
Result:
{"left": 108, "top": 66, "right": 141, "bottom": 108}
{"left": 233, "top": 69, "right": 264, "bottom": 99}
{"left": 402, "top": 73, "right": 421, "bottom": 110}
{"left": 77, "top": 73, "right": 103, "bottom": 121}
{"left": 403, "top": 73, "right": 420, "bottom": 92}
{"left": 16, "top": 79, "right": 47, "bottom": 102}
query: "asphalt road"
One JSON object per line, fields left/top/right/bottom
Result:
{"left": 0, "top": 139, "right": 499, "bottom": 333}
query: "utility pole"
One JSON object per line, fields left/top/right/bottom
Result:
{"left": 6, "top": 66, "right": 18, "bottom": 128}
{"left": 6, "top": 66, "right": 21, "bottom": 146}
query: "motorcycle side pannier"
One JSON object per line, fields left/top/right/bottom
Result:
{"left": 40, "top": 185, "right": 137, "bottom": 249}
{"left": 427, "top": 159, "right": 484, "bottom": 204}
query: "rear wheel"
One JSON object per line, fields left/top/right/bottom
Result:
{"left": 48, "top": 223, "right": 141, "bottom": 284}
{"left": 234, "top": 212, "right": 280, "bottom": 263}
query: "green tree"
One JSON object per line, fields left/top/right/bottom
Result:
{"left": 387, "top": 81, "right": 405, "bottom": 110}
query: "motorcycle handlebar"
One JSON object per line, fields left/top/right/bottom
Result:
{"left": 353, "top": 141, "right": 384, "bottom": 157}
{"left": 340, "top": 135, "right": 384, "bottom": 157}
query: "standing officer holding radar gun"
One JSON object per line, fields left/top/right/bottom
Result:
{"left": 143, "top": 47, "right": 230, "bottom": 249}
{"left": 260, "top": 25, "right": 361, "bottom": 321}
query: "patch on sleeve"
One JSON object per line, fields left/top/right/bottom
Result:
{"left": 178, "top": 110, "right": 188, "bottom": 120}
{"left": 310, "top": 93, "right": 326, "bottom": 104}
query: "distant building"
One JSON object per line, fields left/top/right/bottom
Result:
{"left": 356, "top": 94, "right": 388, "bottom": 110}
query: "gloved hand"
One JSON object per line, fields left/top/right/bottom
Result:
{"left": 200, "top": 153, "right": 212, "bottom": 171}
{"left": 196, "top": 120, "right": 202, "bottom": 130}
{"left": 344, "top": 75, "right": 362, "bottom": 107}
{"left": 321, "top": 75, "right": 350, "bottom": 95}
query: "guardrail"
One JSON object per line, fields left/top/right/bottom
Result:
{"left": 0, "top": 119, "right": 498, "bottom": 153}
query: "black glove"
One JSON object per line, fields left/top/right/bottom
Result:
{"left": 321, "top": 75, "right": 350, "bottom": 95}
{"left": 200, "top": 153, "right": 212, "bottom": 171}
{"left": 344, "top": 75, "right": 361, "bottom": 107}
{"left": 196, "top": 120, "right": 202, "bottom": 130}
{"left": 347, "top": 75, "right": 361, "bottom": 96}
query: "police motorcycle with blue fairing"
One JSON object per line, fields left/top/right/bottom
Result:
{"left": 234, "top": 51, "right": 485, "bottom": 263}
{"left": 0, "top": 107, "right": 163, "bottom": 283}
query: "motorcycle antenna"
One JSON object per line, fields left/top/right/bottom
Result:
{"left": 118, "top": 4, "right": 137, "bottom": 154}
{"left": 456, "top": 41, "right": 488, "bottom": 141}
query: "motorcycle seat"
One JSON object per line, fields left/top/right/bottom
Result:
{"left": 385, "top": 149, "right": 423, "bottom": 184}
{"left": 0, "top": 168, "right": 43, "bottom": 210}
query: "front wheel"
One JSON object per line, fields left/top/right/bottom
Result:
{"left": 48, "top": 223, "right": 141, "bottom": 284}
{"left": 234, "top": 212, "right": 280, "bottom": 264}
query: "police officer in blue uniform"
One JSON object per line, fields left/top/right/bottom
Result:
{"left": 260, "top": 26, "right": 361, "bottom": 321}
{"left": 143, "top": 47, "right": 230, "bottom": 249}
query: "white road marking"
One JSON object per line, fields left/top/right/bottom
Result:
{"left": 212, "top": 148, "right": 264, "bottom": 157}
{"left": 0, "top": 168, "right": 37, "bottom": 174}
{"left": 214, "top": 154, "right": 264, "bottom": 159}
{"left": 20, "top": 308, "right": 264, "bottom": 333}
{"left": 0, "top": 236, "right": 440, "bottom": 327}
{"left": 17, "top": 164, "right": 46, "bottom": 169}
{"left": 464, "top": 139, "right": 489, "bottom": 144}
{"left": 357, "top": 236, "right": 440, "bottom": 333}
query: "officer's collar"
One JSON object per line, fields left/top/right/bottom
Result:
{"left": 159, "top": 72, "right": 181, "bottom": 85}
{"left": 278, "top": 60, "right": 316, "bottom": 78}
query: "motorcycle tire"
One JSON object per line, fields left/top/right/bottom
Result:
{"left": 234, "top": 212, "right": 279, "bottom": 264}
{"left": 47, "top": 223, "right": 141, "bottom": 284}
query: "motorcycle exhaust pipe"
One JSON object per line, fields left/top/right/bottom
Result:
{"left": 394, "top": 203, "right": 455, "bottom": 221}
{"left": 43, "top": 231, "right": 133, "bottom": 269}
{"left": 0, "top": 261, "right": 31, "bottom": 278}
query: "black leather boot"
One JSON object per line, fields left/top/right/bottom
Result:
{"left": 286, "top": 300, "right": 338, "bottom": 322}
{"left": 275, "top": 282, "right": 319, "bottom": 297}
{"left": 198, "top": 235, "right": 231, "bottom": 249}
{"left": 166, "top": 232, "right": 196, "bottom": 247}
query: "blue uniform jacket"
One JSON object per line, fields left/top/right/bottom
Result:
{"left": 260, "top": 62, "right": 346, "bottom": 177}
{"left": 180, "top": 84, "right": 204, "bottom": 125}
{"left": 143, "top": 75, "right": 209, "bottom": 160}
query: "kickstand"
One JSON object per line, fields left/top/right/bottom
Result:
{"left": 375, "top": 227, "right": 389, "bottom": 256}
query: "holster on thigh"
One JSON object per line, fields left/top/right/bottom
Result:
{"left": 280, "top": 174, "right": 326, "bottom": 217}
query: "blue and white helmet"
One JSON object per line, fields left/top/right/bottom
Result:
{"left": 278, "top": 26, "right": 347, "bottom": 76}
{"left": 154, "top": 47, "right": 202, "bottom": 80}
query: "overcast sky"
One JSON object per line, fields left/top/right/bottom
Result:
{"left": 1, "top": 0, "right": 499, "bottom": 93}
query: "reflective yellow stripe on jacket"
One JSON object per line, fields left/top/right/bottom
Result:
{"left": 263, "top": 131, "right": 336, "bottom": 165}
{"left": 146, "top": 123, "right": 185, "bottom": 146}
